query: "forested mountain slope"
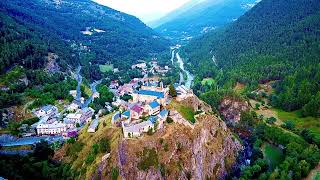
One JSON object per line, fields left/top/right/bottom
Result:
{"left": 154, "top": 0, "right": 258, "bottom": 43}
{"left": 184, "top": 0, "right": 320, "bottom": 114}
{"left": 0, "top": 0, "right": 169, "bottom": 71}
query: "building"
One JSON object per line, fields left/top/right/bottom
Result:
{"left": 69, "top": 90, "right": 77, "bottom": 98}
{"left": 88, "top": 119, "right": 99, "bottom": 133}
{"left": 34, "top": 105, "right": 58, "bottom": 118}
{"left": 122, "top": 120, "right": 154, "bottom": 138}
{"left": 130, "top": 105, "right": 144, "bottom": 119}
{"left": 157, "top": 109, "right": 168, "bottom": 129}
{"left": 146, "top": 101, "right": 160, "bottom": 115}
{"left": 131, "top": 63, "right": 147, "bottom": 69}
{"left": 65, "top": 113, "right": 82, "bottom": 125}
{"left": 132, "top": 90, "right": 166, "bottom": 105}
{"left": 67, "top": 101, "right": 80, "bottom": 111}
{"left": 36, "top": 121, "right": 66, "bottom": 135}
{"left": 112, "top": 112, "right": 121, "bottom": 124}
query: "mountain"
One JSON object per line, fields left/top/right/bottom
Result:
{"left": 184, "top": 0, "right": 320, "bottom": 113}
{"left": 0, "top": 0, "right": 169, "bottom": 73}
{"left": 152, "top": 0, "right": 259, "bottom": 43}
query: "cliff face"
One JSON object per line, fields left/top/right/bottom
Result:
{"left": 112, "top": 112, "right": 242, "bottom": 179}
{"left": 219, "top": 97, "right": 249, "bottom": 125}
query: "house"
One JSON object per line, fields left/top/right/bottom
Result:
{"left": 34, "top": 105, "right": 58, "bottom": 118}
{"left": 109, "top": 80, "right": 119, "bottom": 89}
{"left": 130, "top": 105, "right": 144, "bottom": 119}
{"left": 67, "top": 101, "right": 80, "bottom": 111}
{"left": 146, "top": 101, "right": 160, "bottom": 115}
{"left": 36, "top": 121, "right": 67, "bottom": 135}
{"left": 80, "top": 107, "right": 95, "bottom": 123}
{"left": 112, "top": 112, "right": 121, "bottom": 124}
{"left": 131, "top": 63, "right": 147, "bottom": 69}
{"left": 157, "top": 109, "right": 168, "bottom": 129}
{"left": 88, "top": 119, "right": 99, "bottom": 133}
{"left": 122, "top": 111, "right": 131, "bottom": 119}
{"left": 148, "top": 116, "right": 158, "bottom": 124}
{"left": 69, "top": 90, "right": 77, "bottom": 98}
{"left": 122, "top": 120, "right": 154, "bottom": 138}
{"left": 65, "top": 114, "right": 82, "bottom": 125}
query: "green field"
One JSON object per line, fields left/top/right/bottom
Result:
{"left": 201, "top": 78, "right": 215, "bottom": 86}
{"left": 275, "top": 109, "right": 320, "bottom": 134}
{"left": 99, "top": 64, "right": 113, "bottom": 73}
{"left": 263, "top": 143, "right": 284, "bottom": 170}
{"left": 176, "top": 104, "right": 196, "bottom": 124}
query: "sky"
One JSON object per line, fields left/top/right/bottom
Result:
{"left": 93, "top": 0, "right": 191, "bottom": 23}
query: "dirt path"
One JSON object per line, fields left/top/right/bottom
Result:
{"left": 304, "top": 164, "right": 320, "bottom": 180}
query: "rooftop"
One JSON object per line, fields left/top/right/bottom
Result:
{"left": 123, "top": 110, "right": 131, "bottom": 117}
{"left": 148, "top": 116, "right": 158, "bottom": 124}
{"left": 131, "top": 105, "right": 144, "bottom": 113}
{"left": 159, "top": 109, "right": 169, "bottom": 118}
{"left": 123, "top": 120, "right": 153, "bottom": 133}
{"left": 136, "top": 90, "right": 164, "bottom": 98}
{"left": 149, "top": 101, "right": 160, "bottom": 109}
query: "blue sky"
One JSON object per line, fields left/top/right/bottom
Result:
{"left": 94, "top": 0, "right": 191, "bottom": 23}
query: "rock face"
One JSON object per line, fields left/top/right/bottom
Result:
{"left": 113, "top": 113, "right": 242, "bottom": 180}
{"left": 219, "top": 97, "right": 249, "bottom": 125}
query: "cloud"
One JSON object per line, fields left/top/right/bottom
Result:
{"left": 93, "top": 0, "right": 191, "bottom": 22}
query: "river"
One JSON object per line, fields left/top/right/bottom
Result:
{"left": 176, "top": 52, "right": 194, "bottom": 89}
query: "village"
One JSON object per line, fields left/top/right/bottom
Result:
{"left": 12, "top": 59, "right": 194, "bottom": 141}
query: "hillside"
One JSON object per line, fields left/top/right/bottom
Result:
{"left": 55, "top": 97, "right": 242, "bottom": 179}
{"left": 0, "top": 0, "right": 169, "bottom": 72}
{"left": 184, "top": 0, "right": 320, "bottom": 113}
{"left": 153, "top": 0, "right": 258, "bottom": 43}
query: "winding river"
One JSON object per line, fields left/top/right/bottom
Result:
{"left": 176, "top": 52, "right": 194, "bottom": 89}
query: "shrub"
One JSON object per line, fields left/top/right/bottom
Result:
{"left": 166, "top": 117, "right": 173, "bottom": 124}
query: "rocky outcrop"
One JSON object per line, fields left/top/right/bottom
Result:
{"left": 113, "top": 113, "right": 242, "bottom": 180}
{"left": 219, "top": 97, "right": 249, "bottom": 125}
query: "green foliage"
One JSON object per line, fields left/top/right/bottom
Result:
{"left": 120, "top": 94, "right": 133, "bottom": 102}
{"left": 169, "top": 84, "right": 177, "bottom": 97}
{"left": 66, "top": 141, "right": 84, "bottom": 160}
{"left": 281, "top": 120, "right": 296, "bottom": 130}
{"left": 137, "top": 148, "right": 159, "bottom": 171}
{"left": 111, "top": 167, "right": 119, "bottom": 180}
{"left": 266, "top": 117, "right": 277, "bottom": 125}
{"left": 33, "top": 140, "right": 54, "bottom": 161}
{"left": 166, "top": 117, "right": 174, "bottom": 124}
{"left": 183, "top": 0, "right": 320, "bottom": 117}
{"left": 98, "top": 138, "right": 111, "bottom": 153}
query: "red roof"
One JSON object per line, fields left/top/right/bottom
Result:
{"left": 131, "top": 105, "right": 143, "bottom": 113}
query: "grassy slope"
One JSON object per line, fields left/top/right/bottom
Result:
{"left": 59, "top": 114, "right": 122, "bottom": 179}
{"left": 262, "top": 143, "right": 284, "bottom": 170}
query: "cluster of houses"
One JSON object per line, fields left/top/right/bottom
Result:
{"left": 111, "top": 79, "right": 169, "bottom": 138}
{"left": 31, "top": 103, "right": 95, "bottom": 137}
{"left": 130, "top": 60, "right": 170, "bottom": 77}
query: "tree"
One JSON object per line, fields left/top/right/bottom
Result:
{"left": 169, "top": 84, "right": 177, "bottom": 97}
{"left": 266, "top": 117, "right": 277, "bottom": 124}
{"left": 33, "top": 140, "right": 54, "bottom": 160}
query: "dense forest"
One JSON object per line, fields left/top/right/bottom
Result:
{"left": 0, "top": 12, "right": 76, "bottom": 74}
{"left": 183, "top": 0, "right": 320, "bottom": 115}
{"left": 0, "top": 0, "right": 169, "bottom": 72}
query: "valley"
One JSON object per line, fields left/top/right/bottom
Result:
{"left": 0, "top": 0, "right": 320, "bottom": 179}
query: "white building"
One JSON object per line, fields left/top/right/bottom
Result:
{"left": 146, "top": 101, "right": 160, "bottom": 116}
{"left": 34, "top": 105, "right": 58, "bottom": 118}
{"left": 122, "top": 120, "right": 154, "bottom": 138}
{"left": 36, "top": 121, "right": 66, "bottom": 135}
{"left": 88, "top": 119, "right": 99, "bottom": 133}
